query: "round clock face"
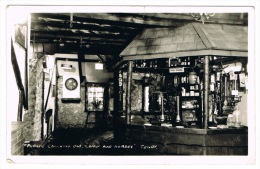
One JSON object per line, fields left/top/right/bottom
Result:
{"left": 65, "top": 78, "right": 78, "bottom": 91}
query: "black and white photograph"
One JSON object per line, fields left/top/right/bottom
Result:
{"left": 0, "top": 1, "right": 259, "bottom": 168}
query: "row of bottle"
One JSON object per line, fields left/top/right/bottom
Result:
{"left": 179, "top": 72, "right": 200, "bottom": 85}
{"left": 181, "top": 87, "right": 200, "bottom": 97}
{"left": 170, "top": 57, "right": 204, "bottom": 68}
{"left": 181, "top": 100, "right": 200, "bottom": 109}
{"left": 133, "top": 57, "right": 202, "bottom": 69}
{"left": 169, "top": 57, "right": 192, "bottom": 67}
{"left": 133, "top": 59, "right": 169, "bottom": 68}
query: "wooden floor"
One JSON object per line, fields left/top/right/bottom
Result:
{"left": 24, "top": 128, "right": 158, "bottom": 155}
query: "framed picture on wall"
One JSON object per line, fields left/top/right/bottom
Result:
{"left": 86, "top": 83, "right": 106, "bottom": 112}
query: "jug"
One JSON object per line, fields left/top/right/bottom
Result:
{"left": 232, "top": 106, "right": 241, "bottom": 128}
{"left": 188, "top": 71, "right": 197, "bottom": 84}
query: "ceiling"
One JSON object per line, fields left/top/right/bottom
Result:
{"left": 30, "top": 13, "right": 248, "bottom": 68}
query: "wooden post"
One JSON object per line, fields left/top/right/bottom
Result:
{"left": 114, "top": 70, "right": 124, "bottom": 117}
{"left": 24, "top": 14, "right": 31, "bottom": 110}
{"left": 11, "top": 39, "right": 25, "bottom": 121}
{"left": 24, "top": 37, "right": 28, "bottom": 110}
{"left": 77, "top": 49, "right": 84, "bottom": 83}
{"left": 203, "top": 56, "right": 210, "bottom": 129}
{"left": 126, "top": 61, "right": 133, "bottom": 124}
{"left": 41, "top": 69, "right": 45, "bottom": 140}
{"left": 17, "top": 90, "right": 24, "bottom": 121}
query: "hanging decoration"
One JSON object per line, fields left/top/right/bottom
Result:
{"left": 70, "top": 13, "right": 73, "bottom": 28}
{"left": 191, "top": 13, "right": 215, "bottom": 24}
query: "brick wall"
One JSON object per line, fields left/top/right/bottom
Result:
{"left": 11, "top": 121, "right": 29, "bottom": 155}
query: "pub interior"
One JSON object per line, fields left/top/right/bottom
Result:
{"left": 9, "top": 12, "right": 249, "bottom": 156}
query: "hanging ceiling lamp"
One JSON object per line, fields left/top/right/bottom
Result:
{"left": 61, "top": 59, "right": 73, "bottom": 70}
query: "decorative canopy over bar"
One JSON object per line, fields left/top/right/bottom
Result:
{"left": 120, "top": 22, "right": 248, "bottom": 60}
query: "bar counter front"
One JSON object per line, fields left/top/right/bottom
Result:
{"left": 114, "top": 116, "right": 248, "bottom": 155}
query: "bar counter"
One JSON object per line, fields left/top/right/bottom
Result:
{"left": 114, "top": 117, "right": 248, "bottom": 155}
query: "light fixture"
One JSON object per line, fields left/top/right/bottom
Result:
{"left": 61, "top": 59, "right": 73, "bottom": 70}
{"left": 61, "top": 64, "right": 73, "bottom": 70}
{"left": 95, "top": 63, "right": 103, "bottom": 70}
{"left": 191, "top": 13, "right": 215, "bottom": 24}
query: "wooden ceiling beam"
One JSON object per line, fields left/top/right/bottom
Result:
{"left": 32, "top": 13, "right": 182, "bottom": 28}
{"left": 84, "top": 13, "right": 246, "bottom": 27}
{"left": 132, "top": 13, "right": 245, "bottom": 25}
{"left": 39, "top": 43, "right": 123, "bottom": 55}
{"left": 33, "top": 40, "right": 124, "bottom": 45}
{"left": 30, "top": 34, "right": 128, "bottom": 44}
{"left": 31, "top": 30, "right": 131, "bottom": 39}
{"left": 59, "top": 45, "right": 122, "bottom": 55}
{"left": 31, "top": 20, "right": 139, "bottom": 33}
{"left": 31, "top": 35, "right": 127, "bottom": 42}
{"left": 32, "top": 40, "right": 124, "bottom": 46}
{"left": 110, "top": 13, "right": 194, "bottom": 21}
{"left": 75, "top": 13, "right": 182, "bottom": 27}
{"left": 31, "top": 28, "right": 131, "bottom": 37}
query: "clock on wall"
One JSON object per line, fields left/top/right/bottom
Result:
{"left": 62, "top": 75, "right": 80, "bottom": 101}
{"left": 65, "top": 78, "right": 78, "bottom": 91}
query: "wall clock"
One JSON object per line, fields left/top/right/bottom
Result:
{"left": 62, "top": 76, "right": 80, "bottom": 101}
{"left": 65, "top": 78, "right": 78, "bottom": 91}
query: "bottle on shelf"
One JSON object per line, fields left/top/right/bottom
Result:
{"left": 210, "top": 74, "right": 215, "bottom": 93}
{"left": 135, "top": 60, "right": 139, "bottom": 68}
{"left": 178, "top": 58, "right": 181, "bottom": 66}
{"left": 165, "top": 59, "right": 169, "bottom": 68}
{"left": 180, "top": 58, "right": 186, "bottom": 65}
{"left": 140, "top": 60, "right": 144, "bottom": 68}
{"left": 176, "top": 96, "right": 181, "bottom": 122}
{"left": 153, "top": 60, "right": 158, "bottom": 68}
{"left": 181, "top": 87, "right": 186, "bottom": 96}
{"left": 149, "top": 60, "right": 153, "bottom": 68}
{"left": 142, "top": 60, "right": 146, "bottom": 68}
{"left": 184, "top": 58, "right": 187, "bottom": 66}
{"left": 187, "top": 57, "right": 191, "bottom": 66}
